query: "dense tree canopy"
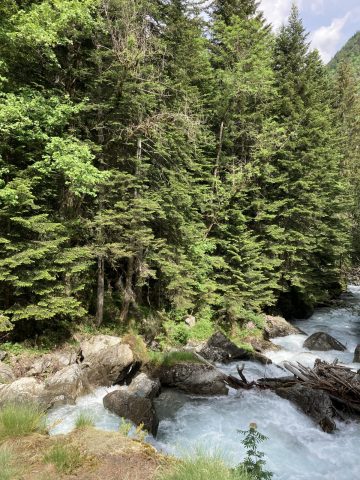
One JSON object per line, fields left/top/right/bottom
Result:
{"left": 0, "top": 0, "right": 355, "bottom": 341}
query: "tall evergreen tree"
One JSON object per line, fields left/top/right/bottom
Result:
{"left": 271, "top": 4, "right": 347, "bottom": 316}
{"left": 207, "top": 0, "right": 284, "bottom": 325}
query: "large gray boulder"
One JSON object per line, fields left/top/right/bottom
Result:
{"left": 44, "top": 364, "right": 90, "bottom": 404}
{"left": 264, "top": 315, "right": 302, "bottom": 338}
{"left": 0, "top": 362, "right": 15, "bottom": 383}
{"left": 276, "top": 384, "right": 336, "bottom": 433}
{"left": 353, "top": 345, "right": 360, "bottom": 363}
{"left": 128, "top": 373, "right": 160, "bottom": 399}
{"left": 199, "top": 332, "right": 249, "bottom": 364}
{"left": 80, "top": 335, "right": 134, "bottom": 386}
{"left": 103, "top": 389, "right": 159, "bottom": 436}
{"left": 303, "top": 332, "right": 346, "bottom": 352}
{"left": 0, "top": 377, "right": 46, "bottom": 407}
{"left": 157, "top": 362, "right": 228, "bottom": 395}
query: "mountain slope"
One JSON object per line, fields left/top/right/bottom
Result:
{"left": 328, "top": 31, "right": 360, "bottom": 76}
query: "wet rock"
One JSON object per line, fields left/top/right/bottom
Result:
{"left": 0, "top": 362, "right": 15, "bottom": 383}
{"left": 250, "top": 352, "right": 272, "bottom": 365}
{"left": 80, "top": 335, "right": 134, "bottom": 386}
{"left": 276, "top": 384, "right": 336, "bottom": 433}
{"left": 303, "top": 332, "right": 346, "bottom": 352}
{"left": 264, "top": 315, "right": 303, "bottom": 338}
{"left": 157, "top": 362, "right": 228, "bottom": 395}
{"left": 353, "top": 345, "right": 360, "bottom": 363}
{"left": 199, "top": 332, "right": 250, "bottom": 363}
{"left": 0, "top": 350, "right": 7, "bottom": 361}
{"left": 103, "top": 389, "right": 159, "bottom": 436}
{"left": 44, "top": 364, "right": 90, "bottom": 404}
{"left": 128, "top": 373, "right": 160, "bottom": 399}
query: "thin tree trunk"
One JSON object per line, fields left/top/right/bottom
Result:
{"left": 96, "top": 255, "right": 105, "bottom": 327}
{"left": 119, "top": 256, "right": 134, "bottom": 323}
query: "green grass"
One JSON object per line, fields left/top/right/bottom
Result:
{"left": 0, "top": 403, "right": 46, "bottom": 440}
{"left": 0, "top": 445, "right": 18, "bottom": 480}
{"left": 157, "top": 454, "right": 254, "bottom": 480}
{"left": 0, "top": 341, "right": 49, "bottom": 357}
{"left": 44, "top": 443, "right": 83, "bottom": 474}
{"left": 75, "top": 412, "right": 95, "bottom": 429}
{"left": 149, "top": 350, "right": 202, "bottom": 367}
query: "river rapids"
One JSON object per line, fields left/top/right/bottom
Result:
{"left": 47, "top": 286, "right": 360, "bottom": 480}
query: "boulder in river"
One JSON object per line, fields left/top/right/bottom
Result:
{"left": 353, "top": 345, "right": 360, "bottom": 363}
{"left": 79, "top": 335, "right": 134, "bottom": 386}
{"left": 264, "top": 315, "right": 303, "bottom": 338}
{"left": 44, "top": 364, "right": 90, "bottom": 404}
{"left": 275, "top": 383, "right": 336, "bottom": 433}
{"left": 303, "top": 332, "right": 346, "bottom": 351}
{"left": 199, "top": 332, "right": 250, "bottom": 363}
{"left": 128, "top": 373, "right": 160, "bottom": 399}
{"left": 157, "top": 361, "right": 228, "bottom": 395}
{"left": 103, "top": 389, "right": 159, "bottom": 436}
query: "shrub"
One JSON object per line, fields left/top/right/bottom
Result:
{"left": 0, "top": 403, "right": 46, "bottom": 440}
{"left": 44, "top": 443, "right": 83, "bottom": 474}
{"left": 75, "top": 412, "right": 95, "bottom": 429}
{"left": 157, "top": 453, "right": 254, "bottom": 480}
{"left": 237, "top": 424, "right": 273, "bottom": 480}
{"left": 119, "top": 418, "right": 133, "bottom": 436}
{"left": 189, "top": 313, "right": 215, "bottom": 341}
{"left": 0, "top": 445, "right": 18, "bottom": 480}
{"left": 148, "top": 350, "right": 201, "bottom": 367}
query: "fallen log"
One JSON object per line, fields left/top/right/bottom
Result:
{"left": 194, "top": 353, "right": 255, "bottom": 390}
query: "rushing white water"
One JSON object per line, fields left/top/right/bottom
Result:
{"left": 47, "top": 286, "right": 360, "bottom": 480}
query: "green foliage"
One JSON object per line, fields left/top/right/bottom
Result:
{"left": 0, "top": 403, "right": 46, "bottom": 440}
{"left": 0, "top": 0, "right": 350, "bottom": 342}
{"left": 0, "top": 445, "right": 18, "bottom": 480}
{"left": 189, "top": 309, "right": 215, "bottom": 341}
{"left": 118, "top": 418, "right": 133, "bottom": 437}
{"left": 148, "top": 350, "right": 201, "bottom": 367}
{"left": 44, "top": 442, "right": 83, "bottom": 474}
{"left": 237, "top": 424, "right": 272, "bottom": 480}
{"left": 157, "top": 452, "right": 254, "bottom": 480}
{"left": 329, "top": 31, "right": 360, "bottom": 82}
{"left": 75, "top": 412, "right": 95, "bottom": 429}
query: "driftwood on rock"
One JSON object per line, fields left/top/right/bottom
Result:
{"left": 197, "top": 353, "right": 360, "bottom": 432}
{"left": 282, "top": 359, "right": 360, "bottom": 410}
{"left": 194, "top": 353, "right": 255, "bottom": 390}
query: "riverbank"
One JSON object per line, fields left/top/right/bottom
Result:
{"left": 1, "top": 426, "right": 169, "bottom": 480}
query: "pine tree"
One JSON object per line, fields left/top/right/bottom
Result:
{"left": 207, "top": 0, "right": 283, "bottom": 324}
{"left": 271, "top": 5, "right": 347, "bottom": 316}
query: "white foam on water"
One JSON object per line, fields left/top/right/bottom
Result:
{"left": 47, "top": 285, "right": 360, "bottom": 479}
{"left": 47, "top": 385, "right": 122, "bottom": 435}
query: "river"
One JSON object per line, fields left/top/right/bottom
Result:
{"left": 47, "top": 286, "right": 360, "bottom": 480}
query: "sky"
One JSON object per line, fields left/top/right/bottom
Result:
{"left": 259, "top": 0, "right": 360, "bottom": 63}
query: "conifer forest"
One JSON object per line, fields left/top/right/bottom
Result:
{"left": 0, "top": 0, "right": 359, "bottom": 345}
{"left": 2, "top": 2, "right": 360, "bottom": 479}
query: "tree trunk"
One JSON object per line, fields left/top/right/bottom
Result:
{"left": 96, "top": 255, "right": 105, "bottom": 327}
{"left": 119, "top": 256, "right": 135, "bottom": 323}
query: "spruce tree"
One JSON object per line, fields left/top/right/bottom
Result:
{"left": 207, "top": 0, "right": 283, "bottom": 325}
{"left": 271, "top": 5, "right": 347, "bottom": 315}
